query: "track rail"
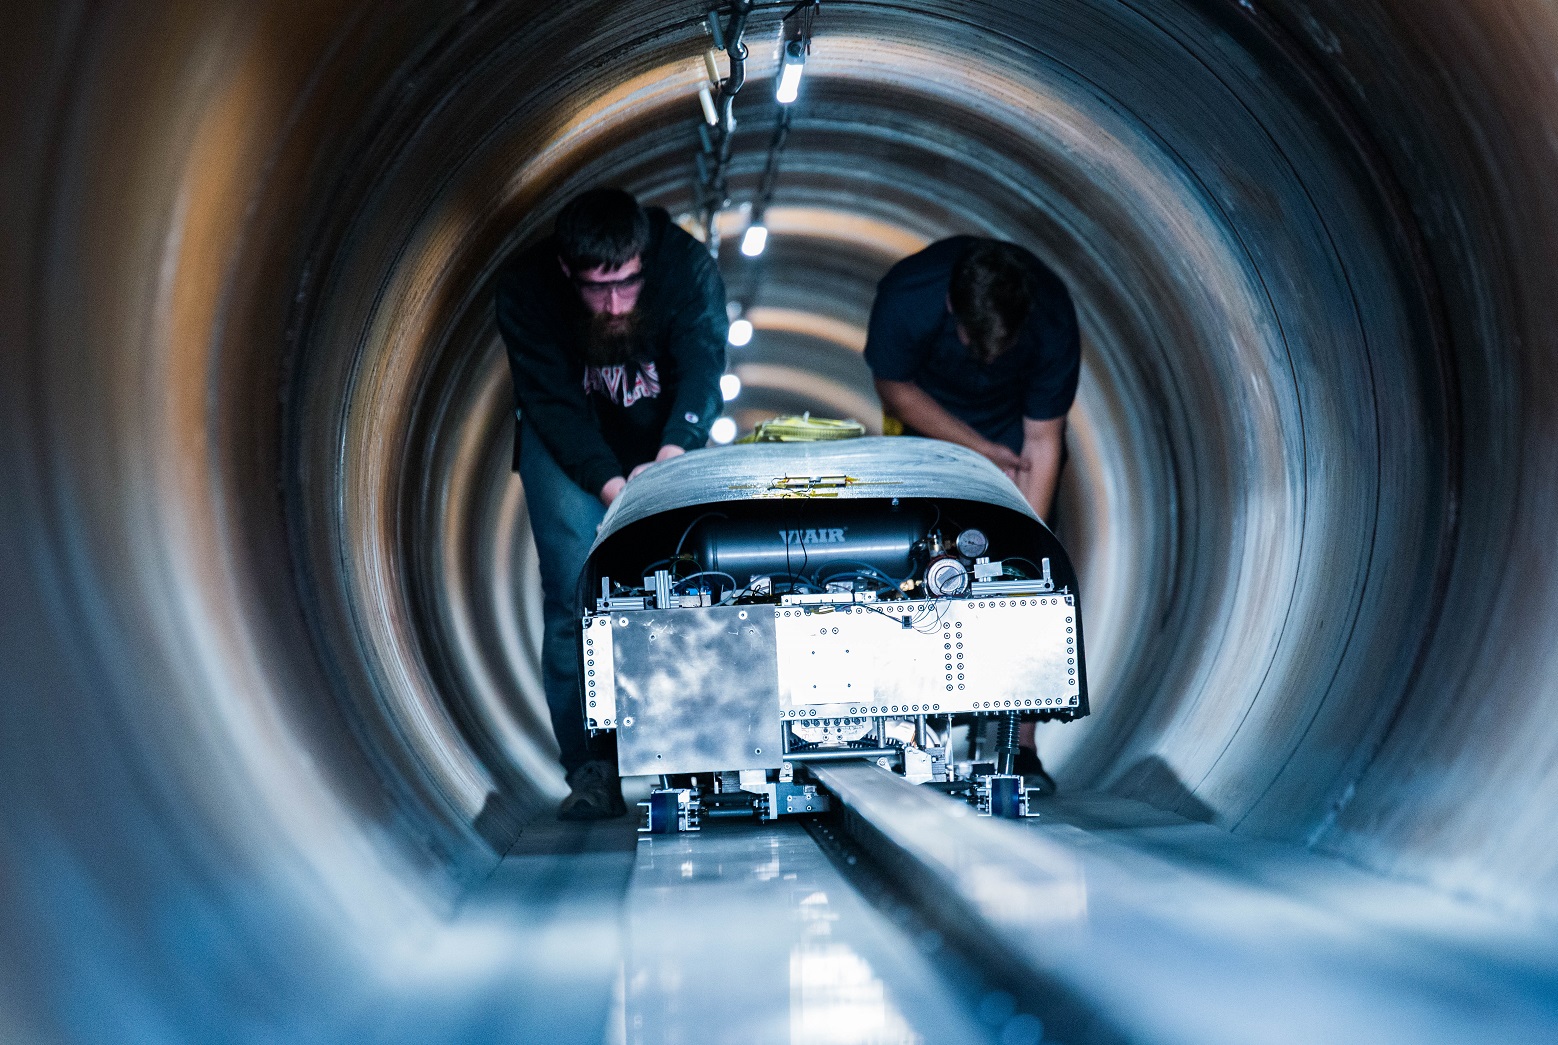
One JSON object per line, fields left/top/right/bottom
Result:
{"left": 810, "top": 763, "right": 1121, "bottom": 1044}
{"left": 810, "top": 762, "right": 1558, "bottom": 1045}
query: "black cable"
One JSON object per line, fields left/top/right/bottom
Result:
{"left": 816, "top": 572, "right": 896, "bottom": 594}
{"left": 640, "top": 555, "right": 699, "bottom": 578}
{"left": 747, "top": 5, "right": 809, "bottom": 226}
{"left": 857, "top": 597, "right": 948, "bottom": 634}
{"left": 810, "top": 560, "right": 905, "bottom": 587}
{"left": 697, "top": 1, "right": 754, "bottom": 241}
{"left": 674, "top": 511, "right": 726, "bottom": 565}
{"left": 696, "top": 0, "right": 819, "bottom": 250}
{"left": 753, "top": 106, "right": 791, "bottom": 215}
{"left": 770, "top": 572, "right": 822, "bottom": 594}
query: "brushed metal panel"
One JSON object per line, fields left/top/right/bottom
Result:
{"left": 612, "top": 607, "right": 782, "bottom": 776}
{"left": 773, "top": 598, "right": 1081, "bottom": 720}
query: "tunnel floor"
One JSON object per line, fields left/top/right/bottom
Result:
{"left": 459, "top": 781, "right": 1558, "bottom": 1045}
{"left": 467, "top": 809, "right": 1008, "bottom": 1045}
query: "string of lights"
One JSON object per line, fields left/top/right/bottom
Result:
{"left": 693, "top": 1, "right": 752, "bottom": 253}
{"left": 693, "top": 1, "right": 820, "bottom": 257}
{"left": 696, "top": 1, "right": 820, "bottom": 444}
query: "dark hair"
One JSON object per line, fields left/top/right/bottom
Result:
{"left": 554, "top": 187, "right": 650, "bottom": 271}
{"left": 949, "top": 240, "right": 1035, "bottom": 362}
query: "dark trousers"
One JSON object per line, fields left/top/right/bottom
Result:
{"left": 516, "top": 419, "right": 607, "bottom": 776}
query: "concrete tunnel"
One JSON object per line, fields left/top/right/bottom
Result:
{"left": 3, "top": 0, "right": 1558, "bottom": 1041}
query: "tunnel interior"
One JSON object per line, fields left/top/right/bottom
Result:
{"left": 6, "top": 0, "right": 1558, "bottom": 1038}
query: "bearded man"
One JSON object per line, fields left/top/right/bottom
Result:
{"left": 495, "top": 187, "right": 727, "bottom": 819}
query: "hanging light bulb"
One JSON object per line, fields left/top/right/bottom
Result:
{"left": 710, "top": 417, "right": 738, "bottom": 444}
{"left": 727, "top": 318, "right": 754, "bottom": 346}
{"left": 775, "top": 40, "right": 806, "bottom": 104}
{"left": 740, "top": 222, "right": 769, "bottom": 257}
{"left": 720, "top": 374, "right": 743, "bottom": 401}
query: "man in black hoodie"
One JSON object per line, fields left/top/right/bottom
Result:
{"left": 495, "top": 187, "right": 727, "bottom": 819}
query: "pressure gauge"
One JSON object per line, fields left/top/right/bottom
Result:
{"left": 955, "top": 528, "right": 989, "bottom": 559}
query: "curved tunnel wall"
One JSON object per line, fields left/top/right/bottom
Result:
{"left": 3, "top": 0, "right": 1558, "bottom": 1034}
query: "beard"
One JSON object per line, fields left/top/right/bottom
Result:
{"left": 579, "top": 309, "right": 643, "bottom": 367}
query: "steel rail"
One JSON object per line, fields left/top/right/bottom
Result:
{"left": 810, "top": 762, "right": 1558, "bottom": 1045}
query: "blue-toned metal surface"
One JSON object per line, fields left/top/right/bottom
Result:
{"left": 612, "top": 607, "right": 783, "bottom": 776}
{"left": 814, "top": 763, "right": 1558, "bottom": 1045}
{"left": 988, "top": 776, "right": 1023, "bottom": 819}
{"left": 620, "top": 822, "right": 1006, "bottom": 1045}
{"left": 645, "top": 791, "right": 682, "bottom": 834}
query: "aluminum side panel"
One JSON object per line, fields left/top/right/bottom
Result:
{"left": 610, "top": 607, "right": 783, "bottom": 776}
{"left": 772, "top": 596, "right": 1080, "bottom": 720}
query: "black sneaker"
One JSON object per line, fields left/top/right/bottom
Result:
{"left": 559, "top": 760, "right": 627, "bottom": 821}
{"left": 1014, "top": 748, "right": 1058, "bottom": 794}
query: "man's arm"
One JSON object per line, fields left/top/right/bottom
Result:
{"left": 1017, "top": 415, "right": 1066, "bottom": 521}
{"left": 874, "top": 378, "right": 1023, "bottom": 476}
{"left": 657, "top": 231, "right": 728, "bottom": 453}
{"left": 613, "top": 230, "right": 726, "bottom": 496}
{"left": 864, "top": 260, "right": 1022, "bottom": 476}
{"left": 1016, "top": 265, "right": 1079, "bottom": 521}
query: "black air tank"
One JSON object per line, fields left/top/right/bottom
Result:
{"left": 695, "top": 503, "right": 929, "bottom": 585}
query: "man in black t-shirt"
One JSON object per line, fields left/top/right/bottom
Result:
{"left": 864, "top": 237, "right": 1079, "bottom": 521}
{"left": 865, "top": 237, "right": 1079, "bottom": 790}
{"left": 495, "top": 187, "right": 727, "bottom": 819}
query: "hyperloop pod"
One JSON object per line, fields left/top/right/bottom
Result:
{"left": 581, "top": 437, "right": 1086, "bottom": 827}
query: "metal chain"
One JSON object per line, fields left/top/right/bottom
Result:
{"left": 693, "top": 1, "right": 819, "bottom": 256}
